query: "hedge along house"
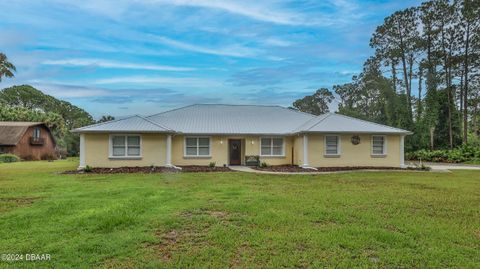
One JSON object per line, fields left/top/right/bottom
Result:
{"left": 72, "top": 104, "right": 412, "bottom": 169}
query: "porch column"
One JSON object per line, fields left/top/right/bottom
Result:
{"left": 166, "top": 134, "right": 172, "bottom": 167}
{"left": 79, "top": 133, "right": 85, "bottom": 169}
{"left": 400, "top": 135, "right": 405, "bottom": 167}
{"left": 302, "top": 134, "right": 309, "bottom": 167}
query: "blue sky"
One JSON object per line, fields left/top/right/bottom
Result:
{"left": 0, "top": 0, "right": 421, "bottom": 118}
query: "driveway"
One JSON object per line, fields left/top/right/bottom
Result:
{"left": 407, "top": 162, "right": 480, "bottom": 171}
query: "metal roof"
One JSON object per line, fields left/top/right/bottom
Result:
{"left": 146, "top": 104, "right": 315, "bottom": 134}
{"left": 72, "top": 115, "right": 172, "bottom": 133}
{"left": 298, "top": 113, "right": 412, "bottom": 134}
{"left": 72, "top": 104, "right": 411, "bottom": 135}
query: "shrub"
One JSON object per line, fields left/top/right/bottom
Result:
{"left": 84, "top": 165, "right": 93, "bottom": 172}
{"left": 41, "top": 153, "right": 57, "bottom": 161}
{"left": 209, "top": 162, "right": 216, "bottom": 168}
{"left": 22, "top": 154, "right": 36, "bottom": 161}
{"left": 260, "top": 161, "right": 268, "bottom": 168}
{"left": 0, "top": 154, "right": 20, "bottom": 163}
{"left": 407, "top": 144, "right": 480, "bottom": 163}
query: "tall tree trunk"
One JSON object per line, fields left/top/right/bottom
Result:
{"left": 417, "top": 66, "right": 423, "bottom": 122}
{"left": 391, "top": 58, "right": 397, "bottom": 92}
{"left": 430, "top": 127, "right": 435, "bottom": 150}
{"left": 463, "top": 22, "right": 470, "bottom": 144}
{"left": 395, "top": 18, "right": 412, "bottom": 119}
{"left": 441, "top": 21, "right": 453, "bottom": 149}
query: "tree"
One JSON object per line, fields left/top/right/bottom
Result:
{"left": 97, "top": 115, "right": 115, "bottom": 123}
{"left": 0, "top": 52, "right": 16, "bottom": 82}
{"left": 0, "top": 85, "right": 94, "bottom": 155}
{"left": 292, "top": 88, "right": 334, "bottom": 115}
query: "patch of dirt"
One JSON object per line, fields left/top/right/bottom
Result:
{"left": 474, "top": 230, "right": 480, "bottom": 239}
{"left": 63, "top": 165, "right": 232, "bottom": 174}
{"left": 316, "top": 166, "right": 431, "bottom": 172}
{"left": 178, "top": 166, "right": 232, "bottom": 172}
{"left": 312, "top": 219, "right": 338, "bottom": 227}
{"left": 230, "top": 243, "right": 251, "bottom": 268}
{"left": 147, "top": 208, "right": 237, "bottom": 261}
{"left": 0, "top": 197, "right": 41, "bottom": 205}
{"left": 253, "top": 165, "right": 314, "bottom": 172}
{"left": 253, "top": 165, "right": 429, "bottom": 172}
{"left": 63, "top": 166, "right": 180, "bottom": 174}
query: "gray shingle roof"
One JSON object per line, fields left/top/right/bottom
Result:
{"left": 72, "top": 115, "right": 172, "bottom": 133}
{"left": 72, "top": 104, "right": 411, "bottom": 135}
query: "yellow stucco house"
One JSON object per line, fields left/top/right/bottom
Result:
{"left": 73, "top": 104, "right": 412, "bottom": 169}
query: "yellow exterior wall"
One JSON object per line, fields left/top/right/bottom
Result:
{"left": 82, "top": 133, "right": 402, "bottom": 168}
{"left": 306, "top": 134, "right": 401, "bottom": 167}
{"left": 171, "top": 135, "right": 293, "bottom": 166}
{"left": 293, "top": 135, "right": 304, "bottom": 166}
{"left": 84, "top": 133, "right": 166, "bottom": 167}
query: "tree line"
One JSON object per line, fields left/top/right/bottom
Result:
{"left": 1, "top": 52, "right": 115, "bottom": 155}
{"left": 293, "top": 0, "right": 479, "bottom": 151}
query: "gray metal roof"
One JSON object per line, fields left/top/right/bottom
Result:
{"left": 73, "top": 104, "right": 411, "bottom": 135}
{"left": 297, "top": 113, "right": 412, "bottom": 134}
{"left": 72, "top": 115, "right": 172, "bottom": 133}
{"left": 147, "top": 104, "right": 315, "bottom": 134}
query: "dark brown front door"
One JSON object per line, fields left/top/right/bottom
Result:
{"left": 229, "top": 139, "right": 241, "bottom": 165}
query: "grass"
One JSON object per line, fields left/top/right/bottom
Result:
{"left": 0, "top": 159, "right": 479, "bottom": 268}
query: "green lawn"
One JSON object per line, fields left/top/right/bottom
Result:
{"left": 0, "top": 160, "right": 479, "bottom": 268}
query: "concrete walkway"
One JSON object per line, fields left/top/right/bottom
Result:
{"left": 406, "top": 162, "right": 480, "bottom": 171}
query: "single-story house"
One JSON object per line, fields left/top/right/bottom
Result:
{"left": 0, "top": 122, "right": 57, "bottom": 160}
{"left": 72, "top": 104, "right": 412, "bottom": 169}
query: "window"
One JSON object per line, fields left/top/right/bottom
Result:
{"left": 325, "top": 135, "right": 340, "bottom": 155}
{"left": 372, "top": 135, "right": 387, "bottom": 155}
{"left": 110, "top": 135, "right": 141, "bottom": 157}
{"left": 260, "top": 138, "right": 284, "bottom": 156}
{"left": 33, "top": 127, "right": 41, "bottom": 139}
{"left": 185, "top": 137, "right": 210, "bottom": 156}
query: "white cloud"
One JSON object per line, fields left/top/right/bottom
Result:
{"left": 93, "top": 75, "right": 222, "bottom": 87}
{"left": 149, "top": 0, "right": 312, "bottom": 26}
{"left": 42, "top": 58, "right": 195, "bottom": 71}
{"left": 263, "top": 38, "right": 293, "bottom": 47}
{"left": 150, "top": 35, "right": 259, "bottom": 57}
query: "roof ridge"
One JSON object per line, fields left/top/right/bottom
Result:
{"left": 73, "top": 115, "right": 139, "bottom": 130}
{"left": 275, "top": 106, "right": 317, "bottom": 118}
{"left": 302, "top": 113, "right": 332, "bottom": 131}
{"left": 331, "top": 113, "right": 411, "bottom": 132}
{"left": 147, "top": 104, "right": 197, "bottom": 118}
{"left": 147, "top": 104, "right": 305, "bottom": 118}
{"left": 136, "top": 114, "right": 173, "bottom": 131}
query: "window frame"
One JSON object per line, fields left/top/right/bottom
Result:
{"left": 324, "top": 135, "right": 341, "bottom": 157}
{"left": 259, "top": 137, "right": 285, "bottom": 157}
{"left": 371, "top": 135, "right": 387, "bottom": 156}
{"left": 184, "top": 136, "right": 211, "bottom": 158}
{"left": 109, "top": 134, "right": 142, "bottom": 159}
{"left": 33, "top": 127, "right": 41, "bottom": 139}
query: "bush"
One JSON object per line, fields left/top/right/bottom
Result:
{"left": 260, "top": 161, "right": 268, "bottom": 168}
{"left": 407, "top": 144, "right": 480, "bottom": 163}
{"left": 84, "top": 165, "right": 93, "bottom": 172}
{"left": 41, "top": 153, "right": 57, "bottom": 161}
{"left": 0, "top": 154, "right": 20, "bottom": 163}
{"left": 208, "top": 162, "right": 216, "bottom": 168}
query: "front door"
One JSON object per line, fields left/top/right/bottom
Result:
{"left": 229, "top": 139, "right": 241, "bottom": 165}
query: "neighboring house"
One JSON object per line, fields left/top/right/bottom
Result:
{"left": 0, "top": 122, "right": 57, "bottom": 160}
{"left": 73, "top": 104, "right": 412, "bottom": 169}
